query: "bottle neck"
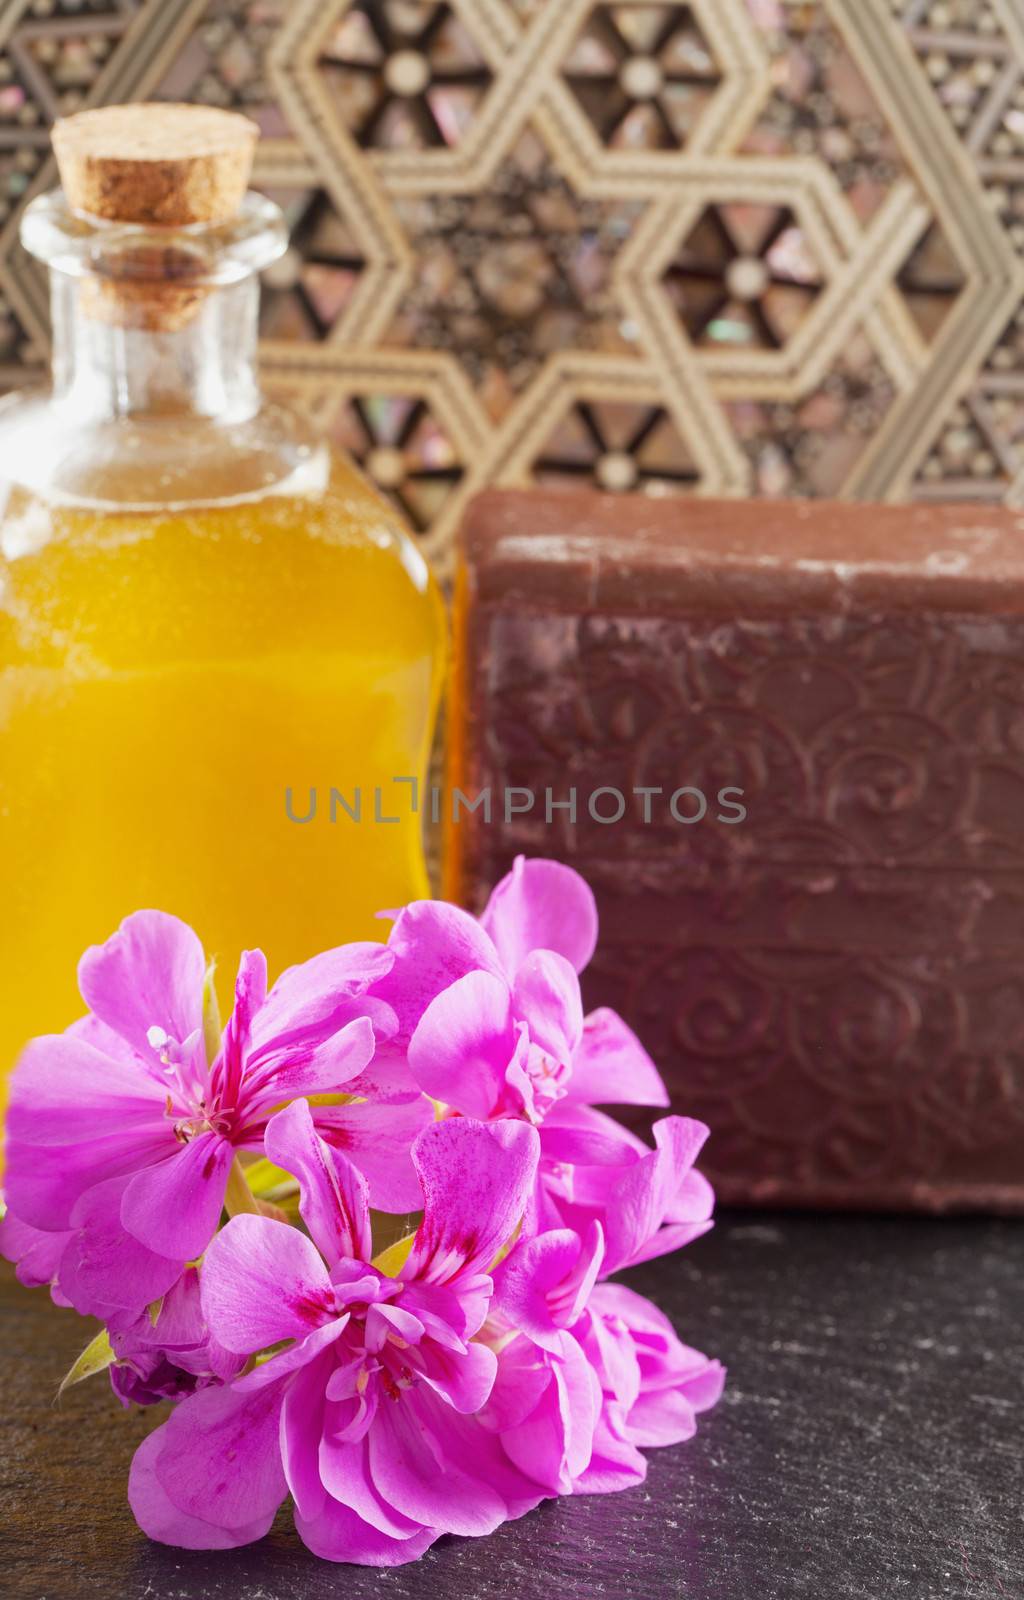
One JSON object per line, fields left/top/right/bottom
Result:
{"left": 49, "top": 270, "right": 261, "bottom": 425}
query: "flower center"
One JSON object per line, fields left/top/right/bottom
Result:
{"left": 148, "top": 1023, "right": 233, "bottom": 1138}
{"left": 326, "top": 1270, "right": 429, "bottom": 1421}
{"left": 169, "top": 1102, "right": 234, "bottom": 1143}
{"left": 516, "top": 1043, "right": 571, "bottom": 1125}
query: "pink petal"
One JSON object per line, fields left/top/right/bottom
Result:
{"left": 539, "top": 1104, "right": 645, "bottom": 1168}
{"left": 245, "top": 1015, "right": 377, "bottom": 1113}
{"left": 571, "top": 1412, "right": 646, "bottom": 1494}
{"left": 234, "top": 1319, "right": 350, "bottom": 1392}
{"left": 654, "top": 1113, "right": 710, "bottom": 1179}
{"left": 120, "top": 1133, "right": 233, "bottom": 1262}
{"left": 249, "top": 942, "right": 396, "bottom": 1061}
{"left": 340, "top": 1040, "right": 421, "bottom": 1105}
{"left": 579, "top": 1295, "right": 642, "bottom": 1411}
{"left": 213, "top": 949, "right": 268, "bottom": 1108}
{"left": 368, "top": 1393, "right": 510, "bottom": 1537}
{"left": 614, "top": 1119, "right": 715, "bottom": 1266}
{"left": 56, "top": 1176, "right": 184, "bottom": 1319}
{"left": 6, "top": 1033, "right": 168, "bottom": 1145}
{"left": 201, "top": 1211, "right": 334, "bottom": 1353}
{"left": 319, "top": 1431, "right": 427, "bottom": 1541}
{"left": 587, "top": 1283, "right": 725, "bottom": 1444}
{"left": 365, "top": 1302, "right": 424, "bottom": 1353}
{"left": 481, "top": 856, "right": 598, "bottom": 977}
{"left": 77, "top": 910, "right": 205, "bottom": 1060}
{"left": 109, "top": 1267, "right": 245, "bottom": 1399}
{"left": 419, "top": 1338, "right": 497, "bottom": 1414}
{"left": 480, "top": 1334, "right": 551, "bottom": 1431}
{"left": 555, "top": 1338, "right": 602, "bottom": 1480}
{"left": 228, "top": 948, "right": 268, "bottom": 1050}
{"left": 148, "top": 1380, "right": 288, "bottom": 1533}
{"left": 128, "top": 1266, "right": 205, "bottom": 1352}
{"left": 400, "top": 1277, "right": 488, "bottom": 1346}
{"left": 495, "top": 1230, "right": 580, "bottom": 1351}
{"left": 598, "top": 1116, "right": 712, "bottom": 1275}
{"left": 129, "top": 1427, "right": 277, "bottom": 1550}
{"left": 373, "top": 1385, "right": 547, "bottom": 1529}
{"left": 377, "top": 900, "right": 504, "bottom": 1040}
{"left": 407, "top": 971, "right": 514, "bottom": 1117}
{"left": 626, "top": 1387, "right": 698, "bottom": 1445}
{"left": 668, "top": 1167, "right": 717, "bottom": 1223}
{"left": 279, "top": 1350, "right": 331, "bottom": 1521}
{"left": 312, "top": 1096, "right": 433, "bottom": 1213}
{"left": 662, "top": 1352, "right": 727, "bottom": 1414}
{"left": 4, "top": 1127, "right": 175, "bottom": 1233}
{"left": 567, "top": 1009, "right": 670, "bottom": 1108}
{"left": 495, "top": 1223, "right": 604, "bottom": 1351}
{"left": 592, "top": 1282, "right": 672, "bottom": 1340}
{"left": 499, "top": 1336, "right": 599, "bottom": 1492}
{"left": 66, "top": 1011, "right": 148, "bottom": 1063}
{"left": 264, "top": 1099, "right": 371, "bottom": 1265}
{"left": 405, "top": 1118, "right": 540, "bottom": 1284}
{"left": 512, "top": 950, "right": 583, "bottom": 1060}
{"left": 625, "top": 1218, "right": 714, "bottom": 1266}
{"left": 556, "top": 1222, "right": 604, "bottom": 1324}
{"left": 0, "top": 1210, "right": 72, "bottom": 1288}
{"left": 628, "top": 1363, "right": 725, "bottom": 1446}
{"left": 295, "top": 1498, "right": 438, "bottom": 1566}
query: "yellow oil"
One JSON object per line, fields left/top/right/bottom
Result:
{"left": 0, "top": 452, "right": 445, "bottom": 1116}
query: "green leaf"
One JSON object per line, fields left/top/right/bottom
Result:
{"left": 372, "top": 1232, "right": 415, "bottom": 1278}
{"left": 224, "top": 1156, "right": 262, "bottom": 1218}
{"left": 243, "top": 1157, "right": 300, "bottom": 1204}
{"left": 58, "top": 1328, "right": 115, "bottom": 1397}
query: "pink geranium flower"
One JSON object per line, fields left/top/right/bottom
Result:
{"left": 2, "top": 862, "right": 727, "bottom": 1571}
{"left": 378, "top": 856, "right": 714, "bottom": 1261}
{"left": 109, "top": 1267, "right": 244, "bottom": 1407}
{"left": 482, "top": 1223, "right": 607, "bottom": 1493}
{"left": 2, "top": 910, "right": 429, "bottom": 1321}
{"left": 129, "top": 1100, "right": 547, "bottom": 1564}
{"left": 484, "top": 1222, "right": 724, "bottom": 1495}
{"left": 571, "top": 1283, "right": 725, "bottom": 1493}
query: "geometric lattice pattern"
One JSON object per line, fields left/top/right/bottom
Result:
{"left": 1, "top": 0, "right": 1023, "bottom": 573}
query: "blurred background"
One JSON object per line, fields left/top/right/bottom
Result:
{"left": 0, "top": 0, "right": 1022, "bottom": 575}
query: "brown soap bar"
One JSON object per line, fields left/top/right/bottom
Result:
{"left": 445, "top": 489, "right": 1024, "bottom": 1214}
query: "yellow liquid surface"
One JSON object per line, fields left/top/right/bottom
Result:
{"left": 0, "top": 454, "right": 445, "bottom": 1114}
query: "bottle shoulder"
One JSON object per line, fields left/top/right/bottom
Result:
{"left": 0, "top": 404, "right": 445, "bottom": 668}
{"left": 0, "top": 388, "right": 335, "bottom": 509}
{"left": 0, "top": 387, "right": 435, "bottom": 580}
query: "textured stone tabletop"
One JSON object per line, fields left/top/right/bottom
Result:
{"left": 3, "top": 1213, "right": 1021, "bottom": 1600}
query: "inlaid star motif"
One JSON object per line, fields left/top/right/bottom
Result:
{"left": 661, "top": 201, "right": 823, "bottom": 351}
{"left": 0, "top": 0, "right": 1018, "bottom": 531}
{"left": 561, "top": 2, "right": 722, "bottom": 151}
{"left": 316, "top": 0, "right": 493, "bottom": 151}
{"left": 531, "top": 398, "right": 699, "bottom": 496}
{"left": 381, "top": 126, "right": 646, "bottom": 420}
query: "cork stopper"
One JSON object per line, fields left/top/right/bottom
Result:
{"left": 49, "top": 103, "right": 260, "bottom": 330}
{"left": 52, "top": 103, "right": 258, "bottom": 228}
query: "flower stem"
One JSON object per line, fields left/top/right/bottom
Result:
{"left": 224, "top": 1156, "right": 262, "bottom": 1218}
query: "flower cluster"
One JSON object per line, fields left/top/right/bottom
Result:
{"left": 1, "top": 858, "right": 723, "bottom": 1566}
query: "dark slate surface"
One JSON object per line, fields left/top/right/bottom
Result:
{"left": 3, "top": 1213, "right": 1021, "bottom": 1600}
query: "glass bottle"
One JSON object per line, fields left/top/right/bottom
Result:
{"left": 0, "top": 105, "right": 445, "bottom": 1114}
